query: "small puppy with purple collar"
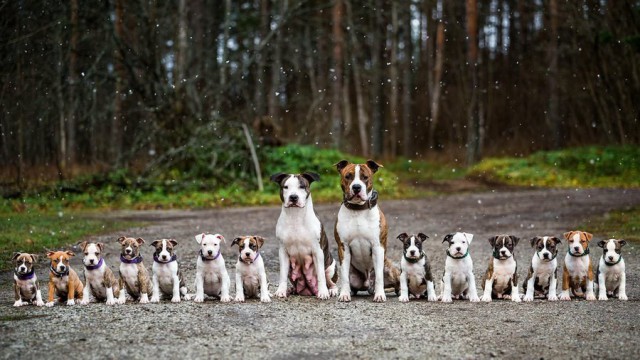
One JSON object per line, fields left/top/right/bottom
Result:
{"left": 150, "top": 239, "right": 191, "bottom": 303}
{"left": 596, "top": 238, "right": 628, "bottom": 301}
{"left": 193, "top": 233, "right": 231, "bottom": 303}
{"left": 79, "top": 241, "right": 121, "bottom": 306}
{"left": 232, "top": 236, "right": 271, "bottom": 303}
{"left": 12, "top": 253, "right": 45, "bottom": 307}
{"left": 397, "top": 233, "right": 437, "bottom": 302}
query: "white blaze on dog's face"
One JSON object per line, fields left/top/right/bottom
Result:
{"left": 530, "top": 236, "right": 561, "bottom": 261}
{"left": 13, "top": 253, "right": 36, "bottom": 275}
{"left": 151, "top": 239, "right": 178, "bottom": 261}
{"left": 598, "top": 239, "right": 626, "bottom": 263}
{"left": 232, "top": 236, "right": 264, "bottom": 263}
{"left": 489, "top": 235, "right": 519, "bottom": 259}
{"left": 80, "top": 241, "right": 104, "bottom": 266}
{"left": 47, "top": 251, "right": 74, "bottom": 273}
{"left": 443, "top": 232, "right": 473, "bottom": 256}
{"left": 564, "top": 230, "right": 592, "bottom": 255}
{"left": 398, "top": 233, "right": 428, "bottom": 260}
{"left": 118, "top": 236, "right": 144, "bottom": 259}
{"left": 270, "top": 173, "right": 319, "bottom": 208}
{"left": 196, "top": 233, "right": 225, "bottom": 258}
{"left": 336, "top": 160, "right": 382, "bottom": 204}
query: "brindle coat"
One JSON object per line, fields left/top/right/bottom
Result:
{"left": 118, "top": 237, "right": 152, "bottom": 299}
{"left": 13, "top": 253, "right": 40, "bottom": 302}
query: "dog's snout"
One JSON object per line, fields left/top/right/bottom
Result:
{"left": 208, "top": 250, "right": 213, "bottom": 255}
{"left": 456, "top": 247, "right": 461, "bottom": 252}
{"left": 352, "top": 184, "right": 362, "bottom": 193}
{"left": 543, "top": 253, "right": 549, "bottom": 259}
{"left": 162, "top": 255, "right": 167, "bottom": 260}
{"left": 608, "top": 256, "right": 614, "bottom": 261}
{"left": 410, "top": 250, "right": 416, "bottom": 255}
{"left": 574, "top": 246, "right": 580, "bottom": 252}
{"left": 89, "top": 259, "right": 95, "bottom": 264}
{"left": 125, "top": 248, "right": 132, "bottom": 254}
{"left": 500, "top": 250, "right": 506, "bottom": 255}
{"left": 245, "top": 252, "right": 251, "bottom": 257}
{"left": 289, "top": 194, "right": 299, "bottom": 202}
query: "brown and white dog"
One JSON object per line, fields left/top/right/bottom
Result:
{"left": 12, "top": 253, "right": 44, "bottom": 307}
{"left": 559, "top": 230, "right": 596, "bottom": 301}
{"left": 522, "top": 236, "right": 561, "bottom": 301}
{"left": 481, "top": 235, "right": 521, "bottom": 302}
{"left": 397, "top": 233, "right": 437, "bottom": 302}
{"left": 150, "top": 239, "right": 190, "bottom": 303}
{"left": 45, "top": 250, "right": 84, "bottom": 306}
{"left": 334, "top": 160, "right": 400, "bottom": 302}
{"left": 232, "top": 236, "right": 271, "bottom": 302}
{"left": 270, "top": 172, "right": 338, "bottom": 300}
{"left": 117, "top": 236, "right": 152, "bottom": 304}
{"left": 596, "top": 239, "right": 628, "bottom": 301}
{"left": 79, "top": 241, "right": 121, "bottom": 305}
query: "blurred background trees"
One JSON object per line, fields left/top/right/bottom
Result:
{"left": 1, "top": 0, "right": 639, "bottom": 186}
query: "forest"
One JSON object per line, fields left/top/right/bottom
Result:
{"left": 1, "top": 0, "right": 639, "bottom": 190}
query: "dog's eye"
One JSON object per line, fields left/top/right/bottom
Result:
{"left": 346, "top": 174, "right": 353, "bottom": 180}
{"left": 299, "top": 185, "right": 306, "bottom": 189}
{"left": 283, "top": 186, "right": 288, "bottom": 189}
{"left": 362, "top": 175, "right": 369, "bottom": 181}
{"left": 84, "top": 252, "right": 88, "bottom": 256}
{"left": 462, "top": 241, "right": 466, "bottom": 244}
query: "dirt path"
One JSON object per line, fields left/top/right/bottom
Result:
{"left": 2, "top": 188, "right": 640, "bottom": 359}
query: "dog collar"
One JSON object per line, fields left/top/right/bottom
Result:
{"left": 404, "top": 251, "right": 425, "bottom": 264}
{"left": 604, "top": 256, "right": 623, "bottom": 266}
{"left": 15, "top": 269, "right": 35, "bottom": 280}
{"left": 200, "top": 249, "right": 221, "bottom": 261}
{"left": 568, "top": 247, "right": 590, "bottom": 257}
{"left": 84, "top": 257, "right": 104, "bottom": 271}
{"left": 343, "top": 190, "right": 378, "bottom": 211}
{"left": 153, "top": 254, "right": 177, "bottom": 264}
{"left": 120, "top": 255, "right": 143, "bottom": 264}
{"left": 50, "top": 266, "right": 69, "bottom": 277}
{"left": 536, "top": 251, "right": 557, "bottom": 261}
{"left": 446, "top": 249, "right": 469, "bottom": 259}
{"left": 492, "top": 250, "right": 513, "bottom": 260}
{"left": 240, "top": 252, "right": 260, "bottom": 264}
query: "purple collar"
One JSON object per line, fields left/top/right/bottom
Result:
{"left": 15, "top": 269, "right": 35, "bottom": 280}
{"left": 120, "top": 255, "right": 143, "bottom": 264}
{"left": 239, "top": 252, "right": 260, "bottom": 264}
{"left": 154, "top": 254, "right": 177, "bottom": 264}
{"left": 84, "top": 257, "right": 104, "bottom": 271}
{"left": 200, "top": 250, "right": 221, "bottom": 261}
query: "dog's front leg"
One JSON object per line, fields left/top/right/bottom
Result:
{"left": 274, "top": 246, "right": 290, "bottom": 298}
{"left": 259, "top": 263, "right": 271, "bottom": 303}
{"left": 597, "top": 271, "right": 608, "bottom": 301}
{"left": 67, "top": 279, "right": 77, "bottom": 306}
{"left": 234, "top": 269, "right": 245, "bottom": 302}
{"left": 171, "top": 274, "right": 181, "bottom": 303}
{"left": 372, "top": 246, "right": 386, "bottom": 302}
{"left": 34, "top": 283, "right": 44, "bottom": 307}
{"left": 117, "top": 278, "right": 128, "bottom": 304}
{"left": 194, "top": 268, "right": 205, "bottom": 303}
{"left": 13, "top": 284, "right": 23, "bottom": 307}
{"left": 105, "top": 287, "right": 116, "bottom": 305}
{"left": 313, "top": 246, "right": 330, "bottom": 300}
{"left": 559, "top": 265, "right": 571, "bottom": 301}
{"left": 338, "top": 245, "right": 352, "bottom": 302}
{"left": 45, "top": 281, "right": 56, "bottom": 307}
{"left": 523, "top": 276, "right": 536, "bottom": 302}
{"left": 220, "top": 267, "right": 231, "bottom": 302}
{"left": 398, "top": 270, "right": 409, "bottom": 303}
{"left": 548, "top": 273, "right": 558, "bottom": 301}
{"left": 466, "top": 272, "right": 480, "bottom": 302}
{"left": 80, "top": 280, "right": 91, "bottom": 305}
{"left": 440, "top": 273, "right": 453, "bottom": 303}
{"left": 618, "top": 272, "right": 628, "bottom": 300}
{"left": 481, "top": 278, "right": 493, "bottom": 302}
{"left": 150, "top": 273, "right": 160, "bottom": 303}
{"left": 510, "top": 279, "right": 521, "bottom": 302}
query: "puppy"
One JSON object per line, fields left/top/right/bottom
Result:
{"left": 397, "top": 233, "right": 437, "bottom": 302}
{"left": 481, "top": 235, "right": 521, "bottom": 302}
{"left": 523, "top": 236, "right": 561, "bottom": 301}
{"left": 559, "top": 230, "right": 596, "bottom": 301}
{"left": 270, "top": 172, "right": 338, "bottom": 300}
{"left": 232, "top": 236, "right": 270, "bottom": 303}
{"left": 440, "top": 232, "right": 480, "bottom": 302}
{"left": 79, "top": 241, "right": 120, "bottom": 306}
{"left": 596, "top": 239, "right": 628, "bottom": 301}
{"left": 193, "top": 233, "right": 231, "bottom": 303}
{"left": 150, "top": 239, "right": 190, "bottom": 303}
{"left": 117, "top": 236, "right": 152, "bottom": 304}
{"left": 46, "top": 251, "right": 84, "bottom": 306}
{"left": 334, "top": 160, "right": 401, "bottom": 303}
{"left": 12, "top": 253, "right": 44, "bottom": 307}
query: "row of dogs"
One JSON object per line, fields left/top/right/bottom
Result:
{"left": 12, "top": 160, "right": 629, "bottom": 306}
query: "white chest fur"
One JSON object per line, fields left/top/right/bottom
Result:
{"left": 84, "top": 264, "right": 107, "bottom": 299}
{"left": 236, "top": 257, "right": 263, "bottom": 295}
{"left": 445, "top": 257, "right": 474, "bottom": 295}
{"left": 565, "top": 254, "right": 590, "bottom": 279}
{"left": 531, "top": 256, "right": 556, "bottom": 287}
{"left": 491, "top": 258, "right": 516, "bottom": 294}
{"left": 198, "top": 257, "right": 226, "bottom": 295}
{"left": 402, "top": 258, "right": 427, "bottom": 295}
{"left": 336, "top": 205, "right": 381, "bottom": 272}
{"left": 153, "top": 261, "right": 179, "bottom": 294}
{"left": 276, "top": 203, "right": 322, "bottom": 261}
{"left": 120, "top": 263, "right": 139, "bottom": 291}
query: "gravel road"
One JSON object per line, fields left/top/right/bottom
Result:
{"left": 2, "top": 188, "right": 640, "bottom": 359}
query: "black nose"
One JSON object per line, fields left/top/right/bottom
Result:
{"left": 410, "top": 250, "right": 416, "bottom": 255}
{"left": 125, "top": 249, "right": 132, "bottom": 254}
{"left": 500, "top": 250, "right": 506, "bottom": 255}
{"left": 574, "top": 247, "right": 580, "bottom": 251}
{"left": 245, "top": 252, "right": 251, "bottom": 257}
{"left": 609, "top": 256, "right": 614, "bottom": 260}
{"left": 352, "top": 184, "right": 362, "bottom": 193}
{"left": 162, "top": 255, "right": 167, "bottom": 259}
{"left": 456, "top": 247, "right": 461, "bottom": 252}
{"left": 89, "top": 259, "right": 94, "bottom": 264}
{"left": 289, "top": 194, "right": 299, "bottom": 202}
{"left": 543, "top": 253, "right": 549, "bottom": 259}
{"left": 208, "top": 250, "right": 213, "bottom": 255}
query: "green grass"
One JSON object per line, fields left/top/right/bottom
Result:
{"left": 468, "top": 146, "right": 640, "bottom": 188}
{"left": 583, "top": 207, "right": 640, "bottom": 242}
{"left": 0, "top": 211, "right": 139, "bottom": 269}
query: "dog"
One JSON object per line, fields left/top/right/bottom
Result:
{"left": 397, "top": 233, "right": 437, "bottom": 302}
{"left": 46, "top": 250, "right": 84, "bottom": 306}
{"left": 150, "top": 239, "right": 190, "bottom": 303}
{"left": 439, "top": 232, "right": 480, "bottom": 302}
{"left": 193, "top": 233, "right": 231, "bottom": 303}
{"left": 117, "top": 236, "right": 152, "bottom": 304}
{"left": 559, "top": 230, "right": 596, "bottom": 301}
{"left": 232, "top": 236, "right": 271, "bottom": 303}
{"left": 481, "top": 235, "right": 521, "bottom": 302}
{"left": 12, "top": 253, "right": 44, "bottom": 307}
{"left": 334, "top": 160, "right": 400, "bottom": 302}
{"left": 522, "top": 236, "right": 561, "bottom": 301}
{"left": 596, "top": 239, "right": 628, "bottom": 301}
{"left": 270, "top": 172, "right": 338, "bottom": 300}
{"left": 79, "top": 241, "right": 121, "bottom": 305}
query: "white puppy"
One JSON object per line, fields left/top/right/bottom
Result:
{"left": 150, "top": 239, "right": 190, "bottom": 303}
{"left": 596, "top": 239, "right": 628, "bottom": 301}
{"left": 232, "top": 236, "right": 271, "bottom": 303}
{"left": 440, "top": 232, "right": 480, "bottom": 302}
{"left": 193, "top": 233, "right": 231, "bottom": 303}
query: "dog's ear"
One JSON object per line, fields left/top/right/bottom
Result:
{"left": 79, "top": 241, "right": 88, "bottom": 251}
{"left": 563, "top": 231, "right": 574, "bottom": 240}
{"left": 463, "top": 232, "right": 474, "bottom": 244}
{"left": 488, "top": 236, "right": 498, "bottom": 247}
{"left": 217, "top": 234, "right": 226, "bottom": 243}
{"left": 195, "top": 233, "right": 205, "bottom": 244}
{"left": 442, "top": 233, "right": 454, "bottom": 244}
{"left": 583, "top": 232, "right": 593, "bottom": 242}
{"left": 619, "top": 239, "right": 627, "bottom": 247}
{"left": 136, "top": 237, "right": 145, "bottom": 245}
{"left": 301, "top": 172, "right": 320, "bottom": 184}
{"left": 396, "top": 233, "right": 409, "bottom": 242}
{"left": 335, "top": 160, "right": 349, "bottom": 172}
{"left": 169, "top": 239, "right": 178, "bottom": 247}
{"left": 366, "top": 160, "right": 383, "bottom": 173}
{"left": 529, "top": 237, "right": 540, "bottom": 248}
{"left": 597, "top": 240, "right": 606, "bottom": 248}
{"left": 270, "top": 173, "right": 289, "bottom": 184}
{"left": 65, "top": 251, "right": 75, "bottom": 258}
{"left": 150, "top": 240, "right": 162, "bottom": 248}
{"left": 117, "top": 236, "right": 126, "bottom": 244}
{"left": 510, "top": 235, "right": 520, "bottom": 247}
{"left": 46, "top": 251, "right": 55, "bottom": 259}
{"left": 96, "top": 243, "right": 105, "bottom": 252}
{"left": 551, "top": 236, "right": 562, "bottom": 245}
{"left": 254, "top": 236, "right": 265, "bottom": 249}
{"left": 231, "top": 237, "right": 243, "bottom": 247}
{"left": 417, "top": 233, "right": 429, "bottom": 242}
{"left": 29, "top": 254, "right": 38, "bottom": 263}
{"left": 12, "top": 252, "right": 21, "bottom": 261}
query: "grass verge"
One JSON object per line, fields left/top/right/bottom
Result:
{"left": 583, "top": 207, "right": 640, "bottom": 242}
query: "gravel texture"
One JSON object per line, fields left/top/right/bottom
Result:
{"left": 2, "top": 188, "right": 640, "bottom": 359}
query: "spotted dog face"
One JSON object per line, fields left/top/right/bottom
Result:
{"left": 270, "top": 172, "right": 320, "bottom": 208}
{"left": 150, "top": 239, "right": 178, "bottom": 262}
{"left": 397, "top": 233, "right": 429, "bottom": 260}
{"left": 563, "top": 230, "right": 593, "bottom": 256}
{"left": 46, "top": 251, "right": 75, "bottom": 273}
{"left": 335, "top": 159, "right": 382, "bottom": 204}
{"left": 442, "top": 232, "right": 473, "bottom": 257}
{"left": 196, "top": 233, "right": 225, "bottom": 258}
{"left": 530, "top": 236, "right": 561, "bottom": 261}
{"left": 13, "top": 253, "right": 37, "bottom": 275}
{"left": 231, "top": 236, "right": 264, "bottom": 264}
{"left": 489, "top": 235, "right": 520, "bottom": 260}
{"left": 79, "top": 241, "right": 104, "bottom": 266}
{"left": 598, "top": 239, "right": 626, "bottom": 264}
{"left": 118, "top": 236, "right": 145, "bottom": 260}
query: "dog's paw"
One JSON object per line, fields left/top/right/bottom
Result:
{"left": 182, "top": 293, "right": 192, "bottom": 301}
{"left": 79, "top": 298, "right": 90, "bottom": 306}
{"left": 116, "top": 297, "right": 126, "bottom": 305}
{"left": 171, "top": 296, "right": 181, "bottom": 303}
{"left": 586, "top": 293, "right": 597, "bottom": 301}
{"left": 398, "top": 295, "right": 410, "bottom": 303}
{"left": 317, "top": 288, "right": 330, "bottom": 300}
{"left": 512, "top": 295, "right": 522, "bottom": 303}
{"left": 274, "top": 287, "right": 288, "bottom": 299}
{"left": 150, "top": 296, "right": 160, "bottom": 303}
{"left": 440, "top": 296, "right": 453, "bottom": 303}
{"left": 559, "top": 293, "right": 571, "bottom": 301}
{"left": 235, "top": 295, "right": 245, "bottom": 303}
{"left": 260, "top": 294, "right": 271, "bottom": 303}
{"left": 547, "top": 294, "right": 558, "bottom": 301}
{"left": 338, "top": 292, "right": 351, "bottom": 302}
{"left": 106, "top": 298, "right": 116, "bottom": 306}
{"left": 427, "top": 295, "right": 438, "bottom": 302}
{"left": 220, "top": 295, "right": 231, "bottom": 303}
{"left": 373, "top": 292, "right": 386, "bottom": 303}
{"left": 35, "top": 300, "right": 45, "bottom": 307}
{"left": 66, "top": 299, "right": 76, "bottom": 306}
{"left": 469, "top": 295, "right": 480, "bottom": 303}
{"left": 45, "top": 301, "right": 55, "bottom": 307}
{"left": 140, "top": 294, "right": 150, "bottom": 304}
{"left": 13, "top": 300, "right": 24, "bottom": 307}
{"left": 523, "top": 294, "right": 534, "bottom": 302}
{"left": 480, "top": 295, "right": 492, "bottom": 303}
{"left": 194, "top": 295, "right": 205, "bottom": 303}
{"left": 619, "top": 294, "right": 628, "bottom": 301}
{"left": 598, "top": 294, "right": 609, "bottom": 301}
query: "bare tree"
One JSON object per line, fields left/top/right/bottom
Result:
{"left": 466, "top": 0, "right": 481, "bottom": 165}
{"left": 345, "top": 0, "right": 369, "bottom": 156}
{"left": 547, "top": 0, "right": 561, "bottom": 148}
{"left": 427, "top": 19, "right": 445, "bottom": 150}
{"left": 331, "top": 0, "right": 344, "bottom": 148}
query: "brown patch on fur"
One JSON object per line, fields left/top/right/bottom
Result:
{"left": 335, "top": 160, "right": 381, "bottom": 197}
{"left": 334, "top": 222, "right": 344, "bottom": 262}
{"left": 46, "top": 251, "right": 83, "bottom": 303}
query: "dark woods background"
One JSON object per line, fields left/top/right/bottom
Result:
{"left": 1, "top": 0, "right": 639, "bottom": 186}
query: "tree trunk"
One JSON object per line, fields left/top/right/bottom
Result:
{"left": 401, "top": 2, "right": 413, "bottom": 157}
{"left": 220, "top": 0, "right": 231, "bottom": 89}
{"left": 67, "top": 0, "right": 79, "bottom": 166}
{"left": 255, "top": 0, "right": 269, "bottom": 119}
{"left": 112, "top": 0, "right": 126, "bottom": 167}
{"left": 548, "top": 0, "right": 561, "bottom": 149}
{"left": 427, "top": 20, "right": 445, "bottom": 150}
{"left": 371, "top": 0, "right": 385, "bottom": 157}
{"left": 388, "top": 1, "right": 399, "bottom": 157}
{"left": 465, "top": 0, "right": 481, "bottom": 165}
{"left": 331, "top": 0, "right": 344, "bottom": 149}
{"left": 174, "top": 0, "right": 187, "bottom": 115}
{"left": 345, "top": 0, "right": 369, "bottom": 156}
